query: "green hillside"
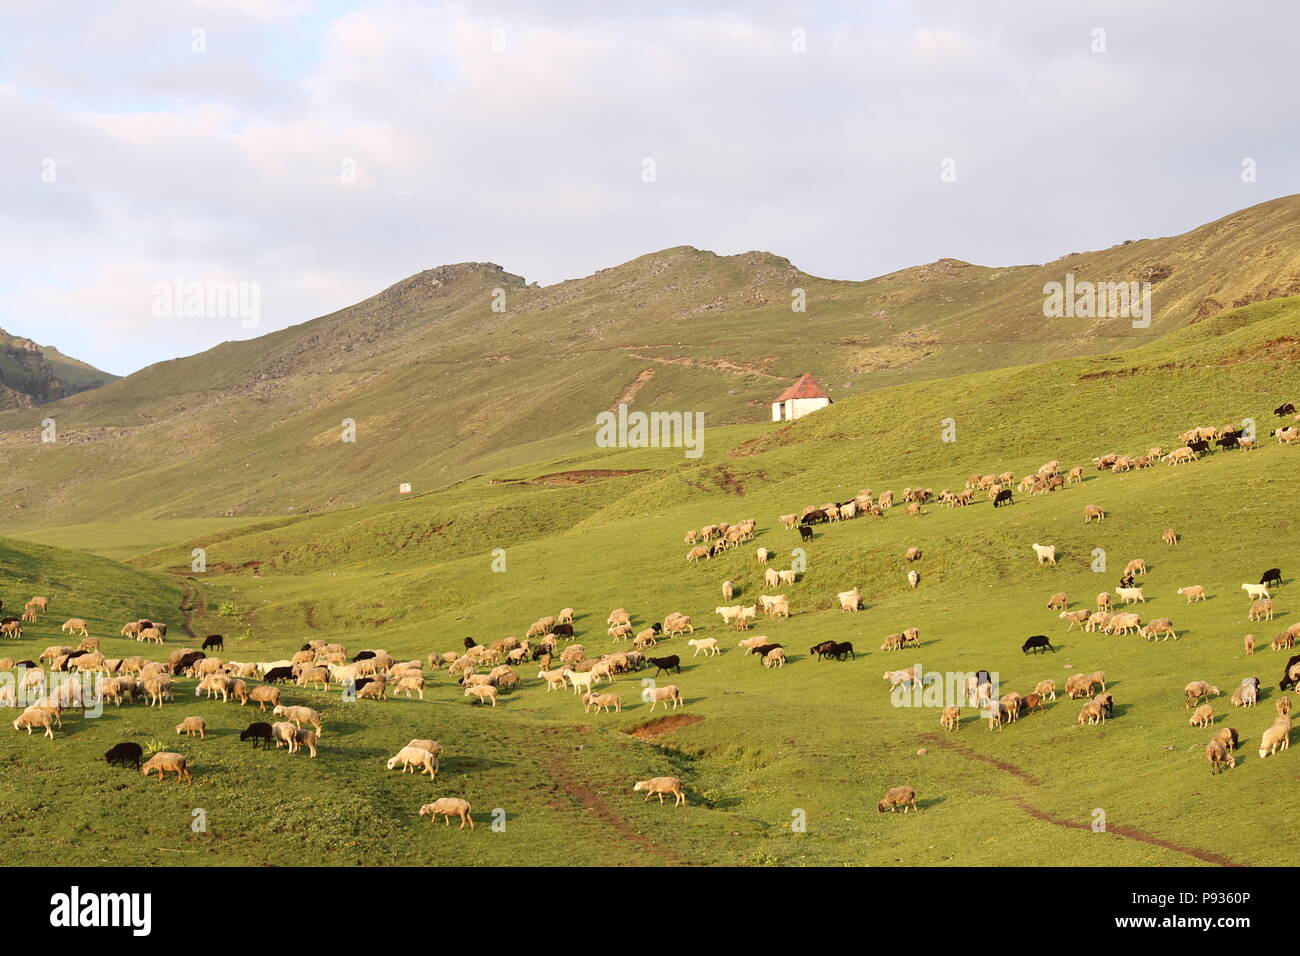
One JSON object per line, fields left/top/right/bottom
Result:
{"left": 2, "top": 297, "right": 1296, "bottom": 866}
{"left": 0, "top": 328, "right": 119, "bottom": 409}
{"left": 4, "top": 196, "right": 1300, "bottom": 529}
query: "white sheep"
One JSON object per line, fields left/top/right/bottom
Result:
{"left": 1031, "top": 543, "right": 1057, "bottom": 566}
{"left": 687, "top": 638, "right": 720, "bottom": 657}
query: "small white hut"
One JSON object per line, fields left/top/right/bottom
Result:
{"left": 771, "top": 374, "right": 831, "bottom": 422}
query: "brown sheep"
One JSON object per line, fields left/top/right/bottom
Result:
{"left": 877, "top": 786, "right": 918, "bottom": 813}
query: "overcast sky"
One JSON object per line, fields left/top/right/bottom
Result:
{"left": 3, "top": 0, "right": 1298, "bottom": 375}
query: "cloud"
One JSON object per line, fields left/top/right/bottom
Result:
{"left": 2, "top": 0, "right": 1298, "bottom": 374}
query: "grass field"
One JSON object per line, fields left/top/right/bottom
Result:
{"left": 1, "top": 299, "right": 1298, "bottom": 866}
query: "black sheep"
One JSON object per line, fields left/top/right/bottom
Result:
{"left": 798, "top": 526, "right": 814, "bottom": 542}
{"left": 1260, "top": 567, "right": 1282, "bottom": 589}
{"left": 104, "top": 742, "right": 143, "bottom": 769}
{"left": 992, "top": 489, "right": 1014, "bottom": 508}
{"left": 648, "top": 655, "right": 680, "bottom": 676}
{"left": 1216, "top": 433, "right": 1240, "bottom": 449}
{"left": 1187, "top": 439, "right": 1210, "bottom": 453}
{"left": 240, "top": 722, "right": 274, "bottom": 749}
{"left": 462, "top": 637, "right": 476, "bottom": 650}
{"left": 810, "top": 640, "right": 836, "bottom": 660}
{"left": 174, "top": 651, "right": 205, "bottom": 674}
{"left": 750, "top": 643, "right": 782, "bottom": 662}
{"left": 263, "top": 666, "right": 295, "bottom": 684}
{"left": 551, "top": 623, "right": 574, "bottom": 638}
{"left": 1021, "top": 635, "right": 1054, "bottom": 654}
{"left": 202, "top": 634, "right": 224, "bottom": 652}
{"left": 1275, "top": 402, "right": 1296, "bottom": 416}
{"left": 353, "top": 650, "right": 377, "bottom": 662}
{"left": 1280, "top": 654, "right": 1300, "bottom": 691}
{"left": 830, "top": 641, "right": 855, "bottom": 661}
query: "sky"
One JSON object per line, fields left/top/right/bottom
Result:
{"left": 2, "top": 0, "right": 1298, "bottom": 376}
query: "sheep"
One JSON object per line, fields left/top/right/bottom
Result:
{"left": 1105, "top": 612, "right": 1142, "bottom": 636}
{"left": 240, "top": 722, "right": 273, "bottom": 749}
{"left": 1162, "top": 528, "right": 1179, "bottom": 546}
{"left": 883, "top": 667, "right": 919, "bottom": 689}
{"left": 1083, "top": 505, "right": 1105, "bottom": 523}
{"left": 1184, "top": 681, "right": 1221, "bottom": 707}
{"left": 174, "top": 716, "right": 207, "bottom": 739}
{"left": 1028, "top": 543, "right": 1059, "bottom": 567}
{"left": 272, "top": 704, "right": 323, "bottom": 736}
{"left": 104, "top": 742, "right": 143, "bottom": 769}
{"left": 877, "top": 786, "right": 918, "bottom": 814}
{"left": 1244, "top": 633, "right": 1256, "bottom": 655}
{"left": 1206, "top": 739, "right": 1235, "bottom": 775}
{"left": 1277, "top": 696, "right": 1293, "bottom": 716}
{"left": 1065, "top": 673, "right": 1093, "bottom": 699}
{"left": 1115, "top": 587, "right": 1145, "bottom": 605}
{"left": 1140, "top": 618, "right": 1177, "bottom": 641}
{"left": 1059, "top": 609, "right": 1090, "bottom": 631}
{"left": 582, "top": 692, "right": 622, "bottom": 714}
{"left": 1258, "top": 718, "right": 1291, "bottom": 758}
{"left": 270, "top": 721, "right": 297, "bottom": 749}
{"left": 687, "top": 638, "right": 719, "bottom": 657}
{"left": 1077, "top": 700, "right": 1106, "bottom": 725}
{"left": 1242, "top": 583, "right": 1270, "bottom": 601}
{"left": 464, "top": 684, "right": 498, "bottom": 706}
{"left": 1230, "top": 683, "right": 1258, "bottom": 708}
{"left": 287, "top": 729, "right": 318, "bottom": 757}
{"left": 12, "top": 706, "right": 56, "bottom": 739}
{"left": 1096, "top": 592, "right": 1112, "bottom": 612}
{"left": 420, "top": 798, "right": 475, "bottom": 829}
{"left": 143, "top": 676, "right": 174, "bottom": 708}
{"left": 907, "top": 570, "right": 920, "bottom": 590}
{"left": 777, "top": 569, "right": 798, "bottom": 586}
{"left": 644, "top": 684, "right": 683, "bottom": 711}
{"left": 999, "top": 694, "right": 1022, "bottom": 723}
{"left": 837, "top": 588, "right": 863, "bottom": 612}
{"left": 1250, "top": 599, "right": 1274, "bottom": 622}
{"left": 763, "top": 568, "right": 781, "bottom": 589}
{"left": 357, "top": 678, "right": 389, "bottom": 701}
{"left": 715, "top": 605, "right": 745, "bottom": 627}
{"left": 720, "top": 580, "right": 735, "bottom": 602}
{"left": 388, "top": 746, "right": 439, "bottom": 776}
{"left": 1033, "top": 679, "right": 1057, "bottom": 701}
{"left": 141, "top": 752, "right": 191, "bottom": 784}
{"left": 633, "top": 777, "right": 686, "bottom": 806}
{"left": 1021, "top": 635, "right": 1054, "bottom": 654}
{"left": 1189, "top": 704, "right": 1214, "bottom": 728}
{"left": 538, "top": 668, "right": 568, "bottom": 691}
{"left": 60, "top": 618, "right": 90, "bottom": 638}
{"left": 607, "top": 609, "right": 632, "bottom": 627}
{"left": 1177, "top": 585, "right": 1207, "bottom": 604}
{"left": 137, "top": 627, "right": 165, "bottom": 645}
{"left": 763, "top": 647, "right": 787, "bottom": 669}
{"left": 1272, "top": 631, "right": 1296, "bottom": 651}
{"left": 249, "top": 685, "right": 282, "bottom": 711}
{"left": 940, "top": 706, "right": 960, "bottom": 731}
{"left": 905, "top": 547, "right": 922, "bottom": 563}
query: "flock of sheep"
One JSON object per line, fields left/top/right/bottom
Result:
{"left": 2, "top": 401, "right": 1296, "bottom": 831}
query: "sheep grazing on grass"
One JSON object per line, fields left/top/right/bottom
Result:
{"left": 420, "top": 798, "right": 475, "bottom": 829}
{"left": 104, "top": 742, "right": 143, "bottom": 769}
{"left": 1046, "top": 592, "right": 1069, "bottom": 611}
{"left": 687, "top": 638, "right": 719, "bottom": 658}
{"left": 1059, "top": 609, "right": 1090, "bottom": 631}
{"left": 141, "top": 752, "right": 191, "bottom": 784}
{"left": 1021, "top": 635, "right": 1054, "bottom": 655}
{"left": 837, "top": 588, "right": 863, "bottom": 612}
{"left": 464, "top": 684, "right": 498, "bottom": 706}
{"left": 388, "top": 746, "right": 439, "bottom": 775}
{"left": 607, "top": 609, "right": 632, "bottom": 628}
{"left": 1189, "top": 704, "right": 1214, "bottom": 728}
{"left": 1096, "top": 592, "right": 1112, "bottom": 612}
{"left": 1083, "top": 505, "right": 1105, "bottom": 523}
{"left": 249, "top": 685, "right": 282, "bottom": 711}
{"left": 272, "top": 705, "right": 323, "bottom": 736}
{"left": 1031, "top": 544, "right": 1057, "bottom": 566}
{"left": 1034, "top": 679, "right": 1057, "bottom": 701}
{"left": 1250, "top": 599, "right": 1274, "bottom": 622}
{"left": 633, "top": 777, "right": 686, "bottom": 806}
{"left": 12, "top": 706, "right": 56, "bottom": 739}
{"left": 1115, "top": 587, "right": 1145, "bottom": 605}
{"left": 907, "top": 570, "right": 920, "bottom": 590}
{"left": 940, "top": 706, "right": 960, "bottom": 731}
{"left": 1206, "top": 739, "right": 1235, "bottom": 775}
{"left": 60, "top": 618, "right": 89, "bottom": 638}
{"left": 1244, "top": 634, "right": 1256, "bottom": 655}
{"left": 240, "top": 722, "right": 273, "bottom": 749}
{"left": 1242, "top": 583, "right": 1270, "bottom": 601}
{"left": 644, "top": 685, "right": 683, "bottom": 711}
{"left": 1177, "top": 585, "right": 1207, "bottom": 604}
{"left": 174, "top": 716, "right": 206, "bottom": 739}
{"left": 763, "top": 647, "right": 787, "bottom": 669}
{"left": 582, "top": 692, "right": 622, "bottom": 714}
{"left": 877, "top": 786, "right": 918, "bottom": 813}
{"left": 1184, "top": 681, "right": 1220, "bottom": 707}
{"left": 883, "top": 667, "right": 919, "bottom": 689}
{"left": 1258, "top": 718, "right": 1291, "bottom": 759}
{"left": 1231, "top": 683, "right": 1258, "bottom": 708}
{"left": 1077, "top": 700, "right": 1106, "bottom": 725}
{"left": 1141, "top": 618, "right": 1177, "bottom": 641}
{"left": 1162, "top": 528, "right": 1179, "bottom": 546}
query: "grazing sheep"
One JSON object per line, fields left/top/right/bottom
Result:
{"left": 12, "top": 706, "right": 56, "bottom": 739}
{"left": 837, "top": 588, "right": 863, "bottom": 612}
{"left": 1184, "top": 681, "right": 1221, "bottom": 707}
{"left": 1230, "top": 683, "right": 1258, "bottom": 708}
{"left": 1244, "top": 633, "right": 1256, "bottom": 655}
{"left": 1077, "top": 700, "right": 1106, "bottom": 725}
{"left": 1189, "top": 704, "right": 1214, "bottom": 728}
{"left": 1096, "top": 592, "right": 1112, "bottom": 612}
{"left": 1031, "top": 543, "right": 1057, "bottom": 566}
{"left": 174, "top": 716, "right": 207, "bottom": 739}
{"left": 272, "top": 704, "right": 323, "bottom": 736}
{"left": 388, "top": 746, "right": 439, "bottom": 776}
{"left": 1250, "top": 599, "right": 1274, "bottom": 622}
{"left": 1083, "top": 505, "right": 1105, "bottom": 523}
{"left": 1177, "top": 585, "right": 1207, "bottom": 603}
{"left": 1212, "top": 727, "right": 1239, "bottom": 752}
{"left": 420, "top": 798, "right": 475, "bottom": 829}
{"left": 289, "top": 729, "right": 319, "bottom": 757}
{"left": 1260, "top": 568, "right": 1283, "bottom": 589}
{"left": 687, "top": 638, "right": 719, "bottom": 657}
{"left": 240, "top": 722, "right": 273, "bottom": 749}
{"left": 877, "top": 786, "right": 918, "bottom": 814}
{"left": 763, "top": 647, "right": 787, "bottom": 669}
{"left": 60, "top": 618, "right": 89, "bottom": 638}
{"left": 1021, "top": 635, "right": 1054, "bottom": 655}
{"left": 633, "top": 776, "right": 686, "bottom": 806}
{"left": 607, "top": 609, "right": 632, "bottom": 627}
{"left": 1162, "top": 528, "right": 1178, "bottom": 546}
{"left": 104, "top": 742, "right": 143, "bottom": 769}
{"left": 1115, "top": 587, "right": 1145, "bottom": 605}
{"left": 248, "top": 685, "right": 282, "bottom": 711}
{"left": 464, "top": 684, "right": 498, "bottom": 706}
{"left": 1277, "top": 696, "right": 1293, "bottom": 716}
{"left": 1242, "top": 583, "right": 1270, "bottom": 601}
{"left": 644, "top": 684, "right": 683, "bottom": 711}
{"left": 883, "top": 666, "right": 919, "bottom": 689}
{"left": 1059, "top": 609, "right": 1090, "bottom": 631}
{"left": 141, "top": 752, "right": 191, "bottom": 784}
{"left": 1206, "top": 739, "right": 1235, "bottom": 774}
{"left": 1034, "top": 679, "right": 1057, "bottom": 701}
{"left": 940, "top": 706, "right": 960, "bottom": 731}
{"left": 1258, "top": 718, "right": 1291, "bottom": 758}
{"left": 1140, "top": 618, "right": 1177, "bottom": 641}
{"left": 907, "top": 570, "right": 920, "bottom": 590}
{"left": 721, "top": 580, "right": 735, "bottom": 602}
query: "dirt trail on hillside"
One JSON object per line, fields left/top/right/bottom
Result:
{"left": 178, "top": 583, "right": 197, "bottom": 638}
{"left": 628, "top": 714, "right": 704, "bottom": 741}
{"left": 919, "top": 732, "right": 1241, "bottom": 866}
{"left": 539, "top": 728, "right": 688, "bottom": 865}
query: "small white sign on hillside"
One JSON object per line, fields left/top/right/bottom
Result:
{"left": 398, "top": 482, "right": 412, "bottom": 495}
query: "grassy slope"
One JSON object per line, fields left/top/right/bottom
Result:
{"left": 3, "top": 196, "right": 1300, "bottom": 529}
{"left": 1, "top": 299, "right": 1297, "bottom": 866}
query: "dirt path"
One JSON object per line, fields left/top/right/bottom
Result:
{"left": 178, "top": 582, "right": 197, "bottom": 638}
{"left": 918, "top": 732, "right": 1241, "bottom": 866}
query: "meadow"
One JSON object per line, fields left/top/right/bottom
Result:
{"left": 1, "top": 298, "right": 1297, "bottom": 866}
